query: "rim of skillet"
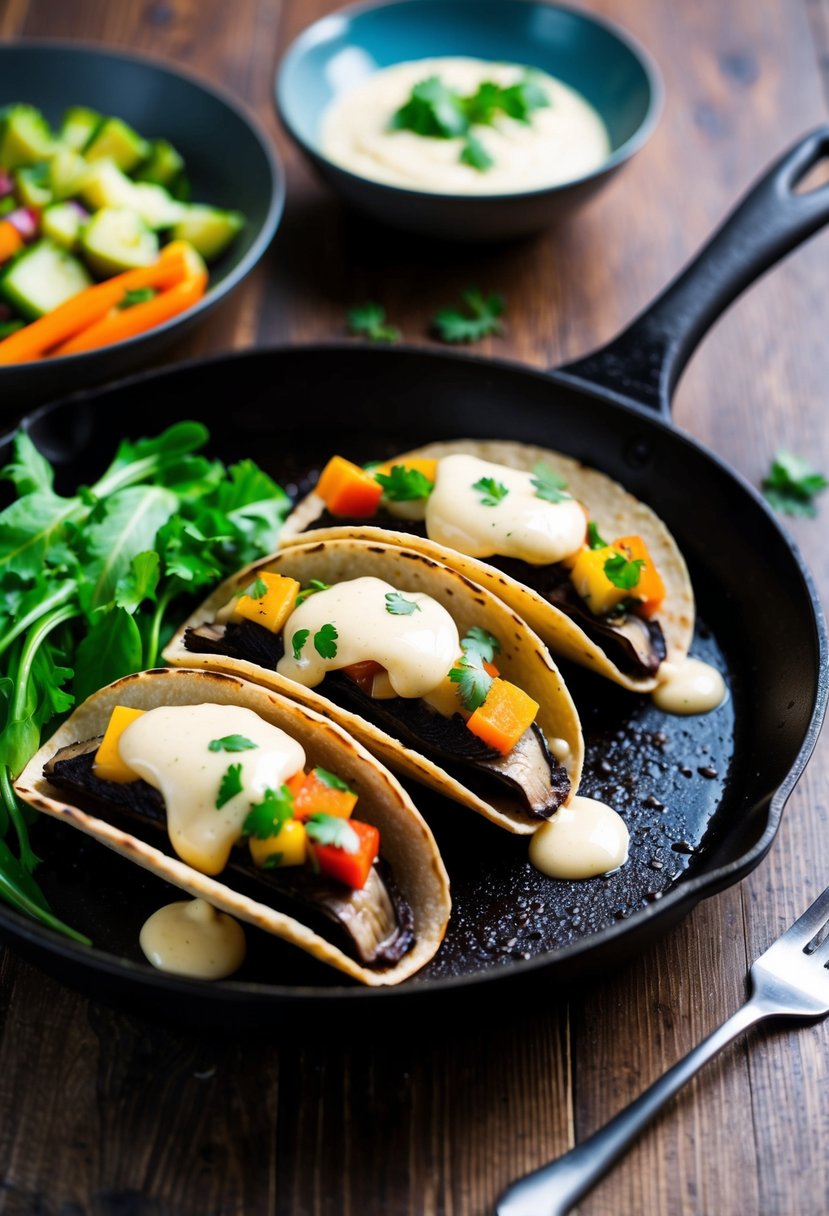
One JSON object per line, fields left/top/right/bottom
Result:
{"left": 275, "top": 0, "right": 665, "bottom": 204}
{"left": 1, "top": 340, "right": 826, "bottom": 1006}
{"left": 0, "top": 39, "right": 286, "bottom": 368}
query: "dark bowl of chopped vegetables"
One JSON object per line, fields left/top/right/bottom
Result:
{"left": 0, "top": 42, "right": 284, "bottom": 413}
{"left": 275, "top": 0, "right": 661, "bottom": 242}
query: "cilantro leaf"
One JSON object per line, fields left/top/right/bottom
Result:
{"left": 242, "top": 785, "right": 295, "bottom": 839}
{"left": 314, "top": 767, "right": 356, "bottom": 794}
{"left": 462, "top": 626, "right": 501, "bottom": 664}
{"left": 305, "top": 813, "right": 359, "bottom": 853}
{"left": 762, "top": 451, "right": 828, "bottom": 518}
{"left": 347, "top": 302, "right": 400, "bottom": 344}
{"left": 460, "top": 133, "right": 494, "bottom": 171}
{"left": 472, "top": 475, "right": 509, "bottom": 506}
{"left": 389, "top": 75, "right": 468, "bottom": 138}
{"left": 208, "top": 735, "right": 258, "bottom": 753}
{"left": 587, "top": 521, "right": 608, "bottom": 550}
{"left": 449, "top": 649, "right": 493, "bottom": 712}
{"left": 374, "top": 465, "right": 434, "bottom": 501}
{"left": 531, "top": 462, "right": 571, "bottom": 504}
{"left": 314, "top": 623, "right": 338, "bottom": 659}
{"left": 291, "top": 628, "right": 310, "bottom": 660}
{"left": 295, "top": 579, "right": 329, "bottom": 607}
{"left": 216, "top": 762, "right": 244, "bottom": 809}
{"left": 603, "top": 552, "right": 644, "bottom": 590}
{"left": 247, "top": 576, "right": 268, "bottom": 599}
{"left": 385, "top": 591, "right": 421, "bottom": 616}
{"left": 432, "top": 289, "right": 504, "bottom": 344}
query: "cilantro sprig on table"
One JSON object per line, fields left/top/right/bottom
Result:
{"left": 432, "top": 289, "right": 505, "bottom": 344}
{"left": 346, "top": 302, "right": 401, "bottom": 344}
{"left": 762, "top": 451, "right": 828, "bottom": 518}
{"left": 390, "top": 73, "right": 550, "bottom": 171}
{"left": 0, "top": 420, "right": 291, "bottom": 941}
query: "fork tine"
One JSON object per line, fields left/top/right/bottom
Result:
{"left": 775, "top": 884, "right": 829, "bottom": 951}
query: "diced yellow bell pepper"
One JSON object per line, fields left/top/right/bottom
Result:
{"left": 235, "top": 571, "right": 301, "bottom": 634}
{"left": 93, "top": 705, "right": 145, "bottom": 783}
{"left": 249, "top": 819, "right": 307, "bottom": 869}
{"left": 569, "top": 547, "right": 631, "bottom": 617}
{"left": 466, "top": 679, "right": 539, "bottom": 755}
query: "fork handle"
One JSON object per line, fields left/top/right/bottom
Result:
{"left": 495, "top": 999, "right": 767, "bottom": 1216}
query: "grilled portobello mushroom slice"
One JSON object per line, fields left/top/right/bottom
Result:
{"left": 43, "top": 739, "right": 414, "bottom": 968}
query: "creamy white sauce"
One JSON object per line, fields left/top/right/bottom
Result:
{"left": 321, "top": 57, "right": 611, "bottom": 195}
{"left": 529, "top": 796, "right": 629, "bottom": 879}
{"left": 119, "top": 704, "right": 305, "bottom": 875}
{"left": 139, "top": 898, "right": 246, "bottom": 980}
{"left": 425, "top": 453, "right": 586, "bottom": 564}
{"left": 276, "top": 576, "right": 460, "bottom": 697}
{"left": 652, "top": 658, "right": 727, "bottom": 715}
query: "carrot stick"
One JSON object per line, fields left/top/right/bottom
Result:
{"left": 51, "top": 271, "right": 207, "bottom": 357}
{"left": 0, "top": 246, "right": 190, "bottom": 365}
{"left": 0, "top": 221, "right": 23, "bottom": 265}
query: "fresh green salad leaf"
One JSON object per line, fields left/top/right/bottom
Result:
{"left": 433, "top": 289, "right": 504, "bottom": 344}
{"left": 762, "top": 451, "right": 828, "bottom": 518}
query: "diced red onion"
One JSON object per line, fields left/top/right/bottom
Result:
{"left": 0, "top": 172, "right": 13, "bottom": 200}
{"left": 5, "top": 208, "right": 39, "bottom": 242}
{"left": 66, "top": 200, "right": 90, "bottom": 221}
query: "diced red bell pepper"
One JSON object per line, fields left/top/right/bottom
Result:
{"left": 311, "top": 819, "right": 379, "bottom": 890}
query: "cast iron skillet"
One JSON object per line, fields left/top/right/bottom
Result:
{"left": 1, "top": 130, "right": 827, "bottom": 1028}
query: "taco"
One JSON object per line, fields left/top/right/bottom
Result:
{"left": 14, "top": 667, "right": 451, "bottom": 987}
{"left": 280, "top": 441, "right": 695, "bottom": 693}
{"left": 163, "top": 539, "right": 584, "bottom": 835}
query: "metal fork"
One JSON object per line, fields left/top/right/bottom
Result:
{"left": 495, "top": 884, "right": 829, "bottom": 1216}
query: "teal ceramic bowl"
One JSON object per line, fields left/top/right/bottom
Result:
{"left": 276, "top": 0, "right": 662, "bottom": 241}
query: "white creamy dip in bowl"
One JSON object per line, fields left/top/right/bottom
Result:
{"left": 275, "top": 0, "right": 662, "bottom": 240}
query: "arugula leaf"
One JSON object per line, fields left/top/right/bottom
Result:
{"left": 587, "top": 521, "right": 608, "bottom": 550}
{"left": 603, "top": 552, "right": 644, "bottom": 590}
{"left": 472, "top": 476, "right": 509, "bottom": 506}
{"left": 347, "top": 302, "right": 401, "bottom": 344}
{"left": 314, "top": 767, "right": 356, "bottom": 794}
{"left": 314, "top": 623, "right": 339, "bottom": 659}
{"left": 460, "top": 133, "right": 494, "bottom": 171}
{"left": 531, "top": 463, "right": 571, "bottom": 504}
{"left": 292, "top": 629, "right": 310, "bottom": 660}
{"left": 216, "top": 763, "right": 244, "bottom": 809}
{"left": 208, "top": 735, "right": 258, "bottom": 753}
{"left": 305, "top": 813, "right": 359, "bottom": 853}
{"left": 295, "top": 579, "right": 330, "bottom": 607}
{"left": 1, "top": 431, "right": 55, "bottom": 496}
{"left": 374, "top": 465, "right": 434, "bottom": 501}
{"left": 73, "top": 608, "right": 143, "bottom": 704}
{"left": 762, "top": 451, "right": 828, "bottom": 518}
{"left": 242, "top": 785, "right": 294, "bottom": 839}
{"left": 385, "top": 591, "right": 421, "bottom": 616}
{"left": 461, "top": 626, "right": 501, "bottom": 664}
{"left": 449, "top": 649, "right": 493, "bottom": 712}
{"left": 114, "top": 551, "right": 160, "bottom": 614}
{"left": 432, "top": 289, "right": 504, "bottom": 344}
{"left": 78, "top": 484, "right": 178, "bottom": 613}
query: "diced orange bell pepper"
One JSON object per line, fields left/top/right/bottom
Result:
{"left": 235, "top": 571, "right": 301, "bottom": 633}
{"left": 0, "top": 220, "right": 23, "bottom": 265}
{"left": 466, "top": 678, "right": 539, "bottom": 755}
{"left": 285, "top": 770, "right": 307, "bottom": 798}
{"left": 315, "top": 455, "right": 383, "bottom": 517}
{"left": 93, "top": 705, "right": 146, "bottom": 782}
{"left": 294, "top": 767, "right": 358, "bottom": 820}
{"left": 310, "top": 819, "right": 379, "bottom": 889}
{"left": 613, "top": 534, "right": 666, "bottom": 617}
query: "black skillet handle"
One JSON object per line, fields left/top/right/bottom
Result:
{"left": 556, "top": 126, "right": 829, "bottom": 417}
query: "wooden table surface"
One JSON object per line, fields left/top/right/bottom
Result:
{"left": 1, "top": 1, "right": 828, "bottom": 1213}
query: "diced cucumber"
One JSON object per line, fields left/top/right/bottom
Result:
{"left": 135, "top": 139, "right": 185, "bottom": 188}
{"left": 42, "top": 202, "right": 83, "bottom": 250}
{"left": 0, "top": 240, "right": 91, "bottom": 320}
{"left": 83, "top": 117, "right": 151, "bottom": 173}
{"left": 80, "top": 207, "right": 159, "bottom": 277}
{"left": 0, "top": 105, "right": 56, "bottom": 170}
{"left": 15, "top": 163, "right": 52, "bottom": 209}
{"left": 79, "top": 160, "right": 184, "bottom": 229}
{"left": 60, "top": 106, "right": 101, "bottom": 152}
{"left": 171, "top": 205, "right": 245, "bottom": 261}
{"left": 49, "top": 146, "right": 89, "bottom": 200}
